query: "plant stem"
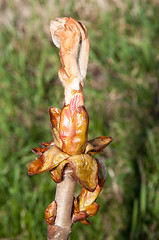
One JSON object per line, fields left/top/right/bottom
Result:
{"left": 47, "top": 167, "right": 76, "bottom": 240}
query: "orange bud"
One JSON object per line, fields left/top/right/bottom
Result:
{"left": 59, "top": 105, "right": 88, "bottom": 155}
{"left": 45, "top": 201, "right": 57, "bottom": 225}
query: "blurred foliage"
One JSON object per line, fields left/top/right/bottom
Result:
{"left": 0, "top": 0, "right": 159, "bottom": 239}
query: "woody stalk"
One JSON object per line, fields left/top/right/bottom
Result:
{"left": 28, "top": 17, "right": 112, "bottom": 240}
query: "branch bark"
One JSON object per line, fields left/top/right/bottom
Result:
{"left": 47, "top": 167, "right": 76, "bottom": 240}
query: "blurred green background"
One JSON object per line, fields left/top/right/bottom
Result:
{"left": 0, "top": 0, "right": 159, "bottom": 239}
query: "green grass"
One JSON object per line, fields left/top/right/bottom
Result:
{"left": 0, "top": 0, "right": 159, "bottom": 239}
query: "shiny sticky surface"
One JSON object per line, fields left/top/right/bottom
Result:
{"left": 85, "top": 136, "right": 112, "bottom": 155}
{"left": 59, "top": 105, "right": 88, "bottom": 155}
{"left": 49, "top": 107, "right": 63, "bottom": 149}
{"left": 28, "top": 145, "right": 69, "bottom": 175}
{"left": 50, "top": 160, "right": 68, "bottom": 183}
{"left": 45, "top": 201, "right": 57, "bottom": 225}
{"left": 68, "top": 154, "right": 98, "bottom": 191}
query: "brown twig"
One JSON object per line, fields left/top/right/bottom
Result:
{"left": 48, "top": 167, "right": 76, "bottom": 240}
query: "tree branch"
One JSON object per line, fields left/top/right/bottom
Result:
{"left": 47, "top": 167, "right": 76, "bottom": 240}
